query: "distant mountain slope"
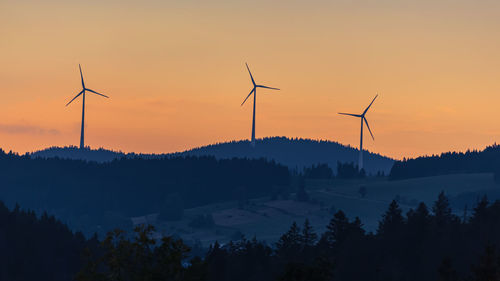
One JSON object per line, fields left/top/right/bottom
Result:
{"left": 176, "top": 137, "right": 394, "bottom": 174}
{"left": 31, "top": 137, "right": 394, "bottom": 174}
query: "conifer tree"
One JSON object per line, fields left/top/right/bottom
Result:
{"left": 433, "top": 191, "right": 454, "bottom": 226}
{"left": 377, "top": 200, "right": 405, "bottom": 236}
{"left": 322, "top": 210, "right": 350, "bottom": 247}
{"left": 301, "top": 219, "right": 318, "bottom": 247}
{"left": 276, "top": 222, "right": 303, "bottom": 260}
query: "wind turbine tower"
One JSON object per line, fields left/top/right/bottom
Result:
{"left": 338, "top": 95, "right": 378, "bottom": 171}
{"left": 241, "top": 63, "right": 280, "bottom": 147}
{"left": 66, "top": 64, "right": 109, "bottom": 150}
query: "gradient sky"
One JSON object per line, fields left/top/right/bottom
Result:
{"left": 1, "top": 0, "right": 500, "bottom": 159}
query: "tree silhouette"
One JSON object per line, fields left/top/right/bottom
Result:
{"left": 77, "top": 224, "right": 189, "bottom": 281}
{"left": 301, "top": 219, "right": 318, "bottom": 247}
{"left": 377, "top": 200, "right": 405, "bottom": 237}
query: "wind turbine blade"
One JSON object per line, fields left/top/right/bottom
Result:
{"left": 364, "top": 117, "right": 375, "bottom": 140}
{"left": 257, "top": 85, "right": 280, "bottom": 91}
{"left": 245, "top": 63, "right": 256, "bottom": 86}
{"left": 363, "top": 94, "right": 378, "bottom": 115}
{"left": 66, "top": 90, "right": 84, "bottom": 106}
{"left": 79, "top": 64, "right": 85, "bottom": 88}
{"left": 241, "top": 88, "right": 255, "bottom": 106}
{"left": 338, "top": 112, "right": 362, "bottom": 117}
{"left": 86, "top": 88, "right": 109, "bottom": 98}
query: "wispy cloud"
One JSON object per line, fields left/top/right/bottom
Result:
{"left": 0, "top": 123, "right": 60, "bottom": 136}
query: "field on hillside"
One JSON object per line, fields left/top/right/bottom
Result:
{"left": 133, "top": 173, "right": 500, "bottom": 246}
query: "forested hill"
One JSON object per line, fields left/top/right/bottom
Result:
{"left": 30, "top": 137, "right": 394, "bottom": 174}
{"left": 390, "top": 144, "right": 500, "bottom": 180}
{"left": 31, "top": 146, "right": 127, "bottom": 162}
{"left": 176, "top": 137, "right": 394, "bottom": 174}
{"left": 0, "top": 150, "right": 289, "bottom": 235}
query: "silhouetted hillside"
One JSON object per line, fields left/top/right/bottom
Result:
{"left": 178, "top": 137, "right": 394, "bottom": 174}
{"left": 30, "top": 146, "right": 127, "bottom": 162}
{"left": 390, "top": 144, "right": 500, "bottom": 180}
{"left": 0, "top": 150, "right": 289, "bottom": 236}
{"left": 30, "top": 137, "right": 394, "bottom": 174}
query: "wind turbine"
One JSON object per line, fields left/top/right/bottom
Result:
{"left": 241, "top": 63, "right": 280, "bottom": 147}
{"left": 338, "top": 94, "right": 378, "bottom": 171}
{"left": 66, "top": 64, "right": 109, "bottom": 150}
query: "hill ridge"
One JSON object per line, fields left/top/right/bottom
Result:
{"left": 29, "top": 136, "right": 394, "bottom": 174}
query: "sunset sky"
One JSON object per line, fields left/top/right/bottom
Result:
{"left": 1, "top": 0, "right": 500, "bottom": 159}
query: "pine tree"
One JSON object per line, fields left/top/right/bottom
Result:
{"left": 322, "top": 210, "right": 349, "bottom": 246}
{"left": 301, "top": 219, "right": 318, "bottom": 247}
{"left": 205, "top": 241, "right": 228, "bottom": 281}
{"left": 471, "top": 195, "right": 489, "bottom": 224}
{"left": 433, "top": 191, "right": 454, "bottom": 227}
{"left": 350, "top": 217, "right": 365, "bottom": 239}
{"left": 377, "top": 200, "right": 405, "bottom": 236}
{"left": 276, "top": 222, "right": 303, "bottom": 261}
{"left": 407, "top": 202, "right": 431, "bottom": 229}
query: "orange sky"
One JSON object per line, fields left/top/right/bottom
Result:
{"left": 1, "top": 0, "right": 500, "bottom": 160}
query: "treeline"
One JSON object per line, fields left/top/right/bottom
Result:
{"left": 0, "top": 201, "right": 97, "bottom": 281}
{"left": 78, "top": 193, "right": 500, "bottom": 281}
{"left": 302, "top": 162, "right": 383, "bottom": 179}
{"left": 390, "top": 144, "right": 500, "bottom": 180}
{"left": 0, "top": 150, "right": 289, "bottom": 233}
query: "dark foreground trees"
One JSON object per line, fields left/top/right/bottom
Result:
{"left": 75, "top": 192, "right": 500, "bottom": 281}
{"left": 9, "top": 190, "right": 500, "bottom": 281}
{"left": 0, "top": 201, "right": 96, "bottom": 281}
{"left": 185, "top": 192, "right": 500, "bottom": 281}
{"left": 76, "top": 225, "right": 189, "bottom": 281}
